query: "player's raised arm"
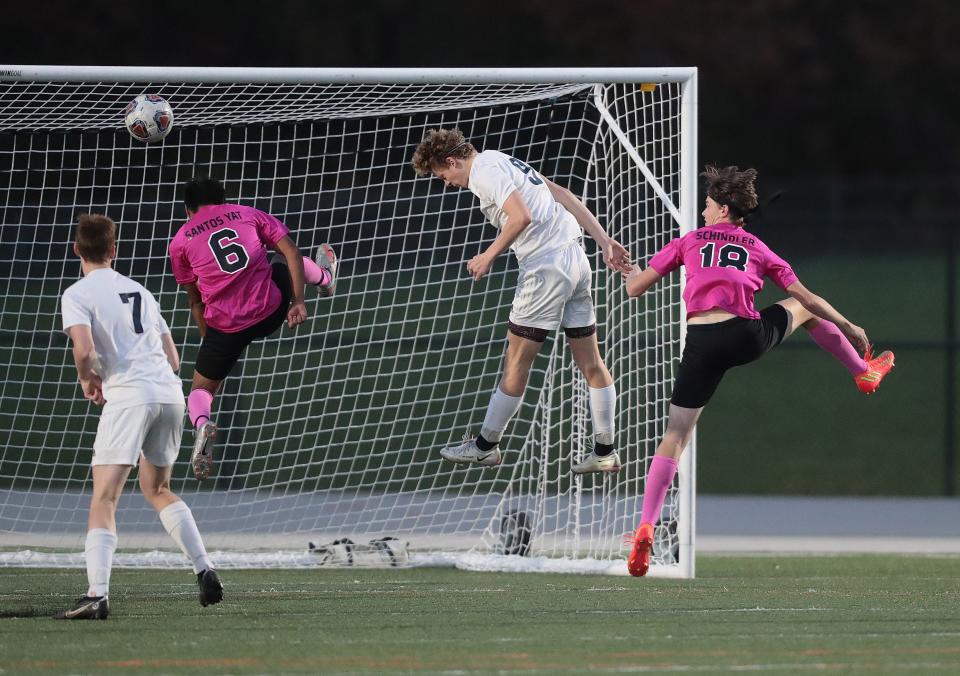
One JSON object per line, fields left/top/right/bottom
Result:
{"left": 622, "top": 265, "right": 663, "bottom": 297}
{"left": 545, "top": 178, "right": 631, "bottom": 272}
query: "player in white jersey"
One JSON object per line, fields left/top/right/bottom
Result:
{"left": 412, "top": 128, "right": 632, "bottom": 473}
{"left": 56, "top": 214, "right": 222, "bottom": 619}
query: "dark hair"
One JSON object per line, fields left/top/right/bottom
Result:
{"left": 411, "top": 128, "right": 476, "bottom": 176}
{"left": 701, "top": 165, "right": 759, "bottom": 222}
{"left": 74, "top": 213, "right": 117, "bottom": 263}
{"left": 183, "top": 177, "right": 227, "bottom": 211}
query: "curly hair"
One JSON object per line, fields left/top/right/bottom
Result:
{"left": 701, "top": 165, "right": 759, "bottom": 221}
{"left": 411, "top": 128, "right": 476, "bottom": 176}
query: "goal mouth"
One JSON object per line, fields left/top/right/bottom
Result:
{"left": 0, "top": 67, "right": 697, "bottom": 578}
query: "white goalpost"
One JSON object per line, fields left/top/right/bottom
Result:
{"left": 0, "top": 66, "right": 698, "bottom": 577}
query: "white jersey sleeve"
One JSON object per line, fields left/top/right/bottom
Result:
{"left": 61, "top": 288, "right": 91, "bottom": 331}
{"left": 469, "top": 161, "right": 517, "bottom": 211}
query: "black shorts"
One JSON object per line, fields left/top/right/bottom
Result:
{"left": 670, "top": 304, "right": 790, "bottom": 409}
{"left": 194, "top": 260, "right": 293, "bottom": 381}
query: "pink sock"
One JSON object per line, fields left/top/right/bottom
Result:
{"left": 302, "top": 256, "right": 330, "bottom": 286}
{"left": 187, "top": 389, "right": 214, "bottom": 428}
{"left": 640, "top": 455, "right": 679, "bottom": 526}
{"left": 808, "top": 321, "right": 867, "bottom": 374}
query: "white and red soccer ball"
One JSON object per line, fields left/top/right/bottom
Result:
{"left": 124, "top": 94, "right": 174, "bottom": 143}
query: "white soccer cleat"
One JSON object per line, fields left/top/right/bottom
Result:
{"left": 191, "top": 420, "right": 217, "bottom": 481}
{"left": 440, "top": 436, "right": 502, "bottom": 466}
{"left": 571, "top": 450, "right": 622, "bottom": 475}
{"left": 314, "top": 243, "right": 338, "bottom": 297}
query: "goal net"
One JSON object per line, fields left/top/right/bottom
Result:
{"left": 0, "top": 67, "right": 697, "bottom": 577}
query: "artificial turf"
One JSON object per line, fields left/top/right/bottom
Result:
{"left": 2, "top": 554, "right": 959, "bottom": 674}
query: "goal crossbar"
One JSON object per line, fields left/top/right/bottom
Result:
{"left": 0, "top": 65, "right": 697, "bottom": 85}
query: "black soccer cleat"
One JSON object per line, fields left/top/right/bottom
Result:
{"left": 197, "top": 569, "right": 223, "bottom": 607}
{"left": 54, "top": 595, "right": 109, "bottom": 620}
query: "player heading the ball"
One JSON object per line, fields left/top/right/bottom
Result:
{"left": 622, "top": 165, "right": 895, "bottom": 577}
{"left": 169, "top": 177, "right": 339, "bottom": 480}
{"left": 412, "top": 128, "right": 632, "bottom": 474}
{"left": 58, "top": 214, "right": 222, "bottom": 619}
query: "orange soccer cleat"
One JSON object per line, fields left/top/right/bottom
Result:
{"left": 854, "top": 347, "right": 895, "bottom": 395}
{"left": 626, "top": 523, "right": 655, "bottom": 577}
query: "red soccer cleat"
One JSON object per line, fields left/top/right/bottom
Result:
{"left": 854, "top": 347, "right": 895, "bottom": 395}
{"left": 626, "top": 523, "right": 655, "bottom": 577}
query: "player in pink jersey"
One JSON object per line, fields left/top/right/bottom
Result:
{"left": 620, "top": 166, "right": 895, "bottom": 577}
{"left": 169, "top": 177, "right": 339, "bottom": 480}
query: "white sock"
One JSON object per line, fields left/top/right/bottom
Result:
{"left": 479, "top": 387, "right": 523, "bottom": 443}
{"left": 85, "top": 528, "right": 117, "bottom": 598}
{"left": 589, "top": 384, "right": 617, "bottom": 446}
{"left": 159, "top": 501, "right": 213, "bottom": 574}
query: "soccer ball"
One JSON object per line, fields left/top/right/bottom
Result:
{"left": 124, "top": 94, "right": 174, "bottom": 143}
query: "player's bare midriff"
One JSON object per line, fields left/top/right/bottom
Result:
{"left": 687, "top": 309, "right": 738, "bottom": 324}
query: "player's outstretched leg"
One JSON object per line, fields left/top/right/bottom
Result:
{"left": 54, "top": 594, "right": 110, "bottom": 620}
{"left": 806, "top": 320, "right": 895, "bottom": 394}
{"left": 197, "top": 568, "right": 224, "bottom": 607}
{"left": 778, "top": 300, "right": 896, "bottom": 395}
{"left": 854, "top": 347, "right": 895, "bottom": 395}
{"left": 440, "top": 434, "right": 503, "bottom": 466}
{"left": 313, "top": 243, "right": 338, "bottom": 297}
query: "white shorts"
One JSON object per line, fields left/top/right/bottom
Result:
{"left": 92, "top": 402, "right": 185, "bottom": 467}
{"left": 509, "top": 243, "right": 597, "bottom": 331}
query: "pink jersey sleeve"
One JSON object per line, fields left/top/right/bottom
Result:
{"left": 248, "top": 207, "right": 289, "bottom": 248}
{"left": 168, "top": 236, "right": 197, "bottom": 285}
{"left": 648, "top": 237, "right": 684, "bottom": 276}
{"left": 761, "top": 243, "right": 798, "bottom": 290}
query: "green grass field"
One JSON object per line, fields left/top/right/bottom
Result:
{"left": 3, "top": 555, "right": 960, "bottom": 674}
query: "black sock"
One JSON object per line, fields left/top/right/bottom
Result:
{"left": 476, "top": 433, "right": 498, "bottom": 451}
{"left": 594, "top": 442, "right": 614, "bottom": 457}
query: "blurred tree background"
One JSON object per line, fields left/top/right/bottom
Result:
{"left": 3, "top": 1, "right": 955, "bottom": 181}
